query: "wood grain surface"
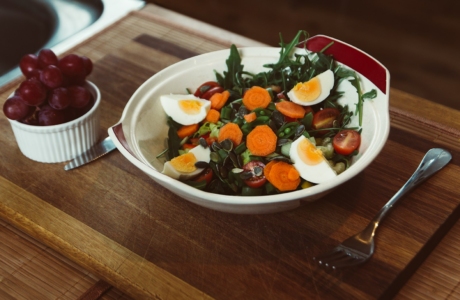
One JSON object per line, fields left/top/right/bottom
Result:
{"left": 0, "top": 219, "right": 98, "bottom": 299}
{"left": 1, "top": 5, "right": 460, "bottom": 300}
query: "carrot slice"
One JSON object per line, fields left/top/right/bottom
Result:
{"left": 210, "top": 90, "right": 230, "bottom": 110}
{"left": 246, "top": 125, "right": 277, "bottom": 156}
{"left": 177, "top": 123, "right": 199, "bottom": 139}
{"left": 205, "top": 108, "right": 221, "bottom": 123}
{"left": 242, "top": 86, "right": 271, "bottom": 111}
{"left": 264, "top": 161, "right": 300, "bottom": 191}
{"left": 276, "top": 101, "right": 306, "bottom": 119}
{"left": 263, "top": 160, "right": 278, "bottom": 182}
{"left": 243, "top": 112, "right": 257, "bottom": 123}
{"left": 218, "top": 122, "right": 243, "bottom": 146}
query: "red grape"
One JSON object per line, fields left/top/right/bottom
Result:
{"left": 71, "top": 95, "right": 94, "bottom": 119}
{"left": 3, "top": 49, "right": 96, "bottom": 127}
{"left": 29, "top": 69, "right": 42, "bottom": 81}
{"left": 40, "top": 65, "right": 64, "bottom": 89}
{"left": 38, "top": 105, "right": 67, "bottom": 126}
{"left": 81, "top": 56, "right": 93, "bottom": 76}
{"left": 19, "top": 54, "right": 39, "bottom": 78}
{"left": 67, "top": 74, "right": 86, "bottom": 86}
{"left": 38, "top": 49, "right": 58, "bottom": 68}
{"left": 20, "top": 109, "right": 39, "bottom": 125}
{"left": 3, "top": 95, "right": 34, "bottom": 120}
{"left": 18, "top": 78, "right": 47, "bottom": 106}
{"left": 58, "top": 54, "right": 85, "bottom": 78}
{"left": 68, "top": 85, "right": 91, "bottom": 108}
{"left": 48, "top": 87, "right": 70, "bottom": 110}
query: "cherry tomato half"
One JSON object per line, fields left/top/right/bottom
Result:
{"left": 243, "top": 161, "right": 267, "bottom": 188}
{"left": 312, "top": 107, "right": 340, "bottom": 129}
{"left": 193, "top": 168, "right": 214, "bottom": 185}
{"left": 332, "top": 130, "right": 361, "bottom": 156}
{"left": 201, "top": 86, "right": 224, "bottom": 100}
{"left": 312, "top": 107, "right": 340, "bottom": 134}
{"left": 193, "top": 81, "right": 221, "bottom": 98}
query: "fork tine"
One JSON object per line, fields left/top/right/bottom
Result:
{"left": 325, "top": 254, "right": 357, "bottom": 269}
{"left": 315, "top": 247, "right": 369, "bottom": 269}
{"left": 314, "top": 248, "right": 346, "bottom": 265}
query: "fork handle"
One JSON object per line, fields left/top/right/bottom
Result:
{"left": 361, "top": 148, "right": 452, "bottom": 240}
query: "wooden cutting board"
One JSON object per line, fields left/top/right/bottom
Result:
{"left": 0, "top": 6, "right": 459, "bottom": 299}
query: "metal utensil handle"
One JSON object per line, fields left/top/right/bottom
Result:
{"left": 362, "top": 148, "right": 452, "bottom": 239}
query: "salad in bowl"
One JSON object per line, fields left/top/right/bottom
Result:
{"left": 108, "top": 31, "right": 390, "bottom": 214}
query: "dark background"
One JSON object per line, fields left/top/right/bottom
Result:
{"left": 146, "top": 0, "right": 460, "bottom": 110}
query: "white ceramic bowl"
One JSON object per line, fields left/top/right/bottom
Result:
{"left": 108, "top": 35, "right": 390, "bottom": 214}
{"left": 8, "top": 81, "right": 101, "bottom": 163}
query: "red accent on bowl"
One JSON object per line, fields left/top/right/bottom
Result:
{"left": 112, "top": 123, "right": 136, "bottom": 156}
{"left": 303, "top": 35, "right": 388, "bottom": 94}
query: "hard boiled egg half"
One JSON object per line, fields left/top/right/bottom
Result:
{"left": 160, "top": 94, "right": 210, "bottom": 125}
{"left": 162, "top": 144, "right": 211, "bottom": 180}
{"left": 289, "top": 135, "right": 336, "bottom": 184}
{"left": 287, "top": 69, "right": 334, "bottom": 106}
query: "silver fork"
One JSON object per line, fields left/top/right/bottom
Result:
{"left": 314, "top": 148, "right": 452, "bottom": 269}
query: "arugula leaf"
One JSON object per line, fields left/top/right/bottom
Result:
{"left": 272, "top": 30, "right": 308, "bottom": 68}
{"left": 343, "top": 73, "right": 363, "bottom": 126}
{"left": 363, "top": 89, "right": 377, "bottom": 100}
{"left": 335, "top": 67, "right": 356, "bottom": 79}
{"left": 350, "top": 76, "right": 378, "bottom": 126}
{"left": 221, "top": 44, "right": 244, "bottom": 90}
{"left": 241, "top": 30, "right": 316, "bottom": 91}
{"left": 334, "top": 65, "right": 378, "bottom": 127}
{"left": 166, "top": 118, "right": 181, "bottom": 159}
{"left": 215, "top": 71, "right": 225, "bottom": 87}
{"left": 319, "top": 41, "right": 334, "bottom": 53}
{"left": 300, "top": 112, "right": 313, "bottom": 130}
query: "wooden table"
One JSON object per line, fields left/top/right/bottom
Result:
{"left": 1, "top": 4, "right": 460, "bottom": 299}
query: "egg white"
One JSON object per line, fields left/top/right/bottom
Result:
{"left": 289, "top": 135, "right": 337, "bottom": 184}
{"left": 160, "top": 94, "right": 210, "bottom": 125}
{"left": 287, "top": 69, "right": 334, "bottom": 106}
{"left": 162, "top": 144, "right": 211, "bottom": 180}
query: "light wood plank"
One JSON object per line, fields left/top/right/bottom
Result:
{"left": 0, "top": 177, "right": 211, "bottom": 300}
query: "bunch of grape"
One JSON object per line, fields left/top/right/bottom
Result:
{"left": 2, "top": 49, "right": 95, "bottom": 126}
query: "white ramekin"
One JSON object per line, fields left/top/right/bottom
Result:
{"left": 7, "top": 81, "right": 101, "bottom": 163}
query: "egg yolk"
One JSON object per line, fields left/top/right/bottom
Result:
{"left": 170, "top": 152, "right": 197, "bottom": 173}
{"left": 297, "top": 138, "right": 324, "bottom": 165}
{"left": 179, "top": 99, "right": 203, "bottom": 115}
{"left": 292, "top": 77, "right": 321, "bottom": 102}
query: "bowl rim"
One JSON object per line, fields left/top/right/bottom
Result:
{"left": 108, "top": 34, "right": 391, "bottom": 206}
{"left": 7, "top": 80, "right": 101, "bottom": 133}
